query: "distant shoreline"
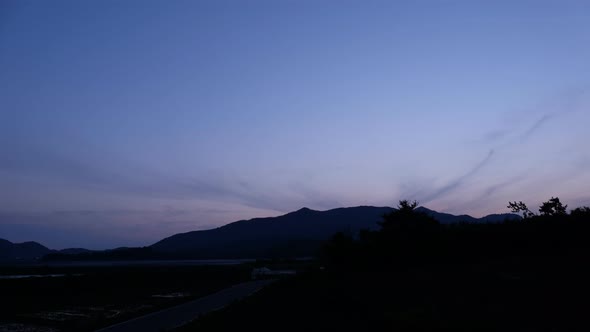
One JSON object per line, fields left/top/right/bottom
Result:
{"left": 0, "top": 259, "right": 257, "bottom": 268}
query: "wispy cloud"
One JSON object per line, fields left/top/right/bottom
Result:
{"left": 520, "top": 114, "right": 552, "bottom": 140}
{"left": 419, "top": 89, "right": 590, "bottom": 208}
{"left": 1, "top": 141, "right": 339, "bottom": 214}
{"left": 421, "top": 149, "right": 495, "bottom": 204}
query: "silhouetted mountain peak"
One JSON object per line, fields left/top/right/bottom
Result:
{"left": 6, "top": 206, "right": 523, "bottom": 262}
{"left": 415, "top": 206, "right": 520, "bottom": 223}
{"left": 290, "top": 207, "right": 316, "bottom": 215}
{"left": 151, "top": 206, "right": 393, "bottom": 257}
{"left": 150, "top": 205, "right": 523, "bottom": 260}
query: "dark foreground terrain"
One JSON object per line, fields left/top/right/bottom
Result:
{"left": 0, "top": 263, "right": 253, "bottom": 332}
{"left": 4, "top": 198, "right": 589, "bottom": 332}
{"left": 177, "top": 252, "right": 590, "bottom": 332}
{"left": 177, "top": 200, "right": 590, "bottom": 332}
{"left": 97, "top": 279, "right": 274, "bottom": 332}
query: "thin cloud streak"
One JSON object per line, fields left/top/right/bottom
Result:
{"left": 1, "top": 142, "right": 339, "bottom": 214}
{"left": 419, "top": 89, "right": 590, "bottom": 209}
{"left": 421, "top": 149, "right": 495, "bottom": 204}
{"left": 520, "top": 114, "right": 552, "bottom": 141}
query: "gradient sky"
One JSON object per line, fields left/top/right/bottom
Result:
{"left": 2, "top": 0, "right": 590, "bottom": 249}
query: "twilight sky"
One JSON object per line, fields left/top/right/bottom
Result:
{"left": 1, "top": 0, "right": 590, "bottom": 249}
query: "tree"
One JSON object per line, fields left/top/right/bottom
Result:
{"left": 507, "top": 201, "right": 535, "bottom": 219}
{"left": 379, "top": 200, "right": 438, "bottom": 232}
{"left": 539, "top": 197, "right": 567, "bottom": 216}
{"left": 509, "top": 197, "right": 570, "bottom": 219}
{"left": 398, "top": 199, "right": 419, "bottom": 212}
{"left": 570, "top": 206, "right": 590, "bottom": 218}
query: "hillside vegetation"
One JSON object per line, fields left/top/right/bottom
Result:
{"left": 178, "top": 197, "right": 590, "bottom": 332}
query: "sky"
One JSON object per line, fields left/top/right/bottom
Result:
{"left": 1, "top": 0, "right": 590, "bottom": 249}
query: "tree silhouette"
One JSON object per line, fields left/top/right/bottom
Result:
{"left": 379, "top": 200, "right": 438, "bottom": 232}
{"left": 509, "top": 197, "right": 569, "bottom": 218}
{"left": 398, "top": 199, "right": 419, "bottom": 212}
{"left": 538, "top": 197, "right": 568, "bottom": 216}
{"left": 507, "top": 201, "right": 535, "bottom": 219}
{"left": 570, "top": 206, "right": 590, "bottom": 218}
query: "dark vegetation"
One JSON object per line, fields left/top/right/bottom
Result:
{"left": 0, "top": 264, "right": 252, "bottom": 331}
{"left": 322, "top": 198, "right": 590, "bottom": 269}
{"left": 4, "top": 198, "right": 589, "bottom": 331}
{"left": 178, "top": 197, "right": 590, "bottom": 332}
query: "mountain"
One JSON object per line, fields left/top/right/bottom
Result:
{"left": 42, "top": 246, "right": 155, "bottom": 261}
{"left": 151, "top": 206, "right": 393, "bottom": 258}
{"left": 0, "top": 238, "right": 52, "bottom": 262}
{"left": 416, "top": 207, "right": 520, "bottom": 224}
{"left": 13, "top": 206, "right": 520, "bottom": 261}
{"left": 58, "top": 248, "right": 94, "bottom": 255}
{"left": 0, "top": 239, "right": 96, "bottom": 262}
{"left": 151, "top": 206, "right": 521, "bottom": 259}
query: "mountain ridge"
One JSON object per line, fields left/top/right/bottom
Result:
{"left": 0, "top": 239, "right": 97, "bottom": 262}
{"left": 3, "top": 206, "right": 521, "bottom": 261}
{"left": 150, "top": 205, "right": 521, "bottom": 258}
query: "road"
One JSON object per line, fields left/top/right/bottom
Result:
{"left": 96, "top": 279, "right": 274, "bottom": 332}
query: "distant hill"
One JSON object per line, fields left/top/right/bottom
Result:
{"left": 151, "top": 206, "right": 521, "bottom": 259}
{"left": 416, "top": 207, "right": 519, "bottom": 224}
{"left": 0, "top": 239, "right": 97, "bottom": 263}
{"left": 151, "top": 206, "right": 393, "bottom": 258}
{"left": 10, "top": 206, "right": 520, "bottom": 262}
{"left": 0, "top": 238, "right": 52, "bottom": 262}
{"left": 42, "top": 246, "right": 155, "bottom": 261}
{"left": 57, "top": 248, "right": 95, "bottom": 255}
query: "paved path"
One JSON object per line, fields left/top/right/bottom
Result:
{"left": 96, "top": 279, "right": 274, "bottom": 332}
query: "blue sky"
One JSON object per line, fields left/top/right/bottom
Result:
{"left": 1, "top": 0, "right": 590, "bottom": 249}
